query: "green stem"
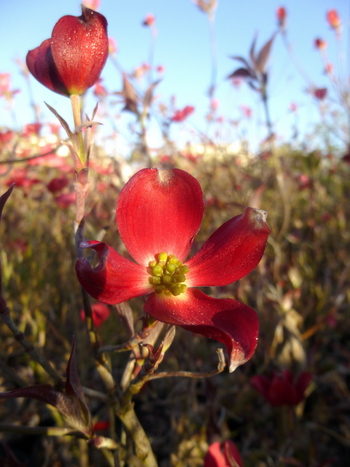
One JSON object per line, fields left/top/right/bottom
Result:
{"left": 70, "top": 94, "right": 86, "bottom": 164}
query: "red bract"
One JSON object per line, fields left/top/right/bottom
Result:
{"left": 314, "top": 87, "right": 327, "bottom": 100}
{"left": 47, "top": 176, "right": 69, "bottom": 193}
{"left": 26, "top": 6, "right": 108, "bottom": 97}
{"left": 170, "top": 106, "right": 195, "bottom": 122}
{"left": 276, "top": 6, "right": 287, "bottom": 28}
{"left": 75, "top": 168, "right": 270, "bottom": 372}
{"left": 204, "top": 440, "right": 243, "bottom": 467}
{"left": 314, "top": 38, "right": 327, "bottom": 50}
{"left": 143, "top": 14, "right": 155, "bottom": 27}
{"left": 80, "top": 302, "right": 110, "bottom": 327}
{"left": 55, "top": 192, "right": 76, "bottom": 208}
{"left": 251, "top": 370, "right": 311, "bottom": 406}
{"left": 326, "top": 10, "right": 341, "bottom": 30}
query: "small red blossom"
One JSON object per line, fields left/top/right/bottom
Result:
{"left": 47, "top": 176, "right": 70, "bottom": 193}
{"left": 83, "top": 0, "right": 100, "bottom": 10}
{"left": 94, "top": 78, "right": 108, "bottom": 97}
{"left": 156, "top": 65, "right": 165, "bottom": 74}
{"left": 143, "top": 14, "right": 155, "bottom": 27}
{"left": 204, "top": 440, "right": 243, "bottom": 467}
{"left": 276, "top": 6, "right": 287, "bottom": 28}
{"left": 170, "top": 106, "right": 195, "bottom": 122}
{"left": 75, "top": 168, "right": 270, "bottom": 372}
{"left": 0, "top": 73, "right": 20, "bottom": 100}
{"left": 324, "top": 63, "right": 333, "bottom": 75}
{"left": 55, "top": 192, "right": 76, "bottom": 209}
{"left": 48, "top": 123, "right": 61, "bottom": 135}
{"left": 80, "top": 302, "right": 110, "bottom": 328}
{"left": 326, "top": 10, "right": 341, "bottom": 30}
{"left": 26, "top": 6, "right": 108, "bottom": 96}
{"left": 314, "top": 38, "right": 327, "bottom": 50}
{"left": 0, "top": 130, "right": 13, "bottom": 145}
{"left": 251, "top": 369, "right": 311, "bottom": 406}
{"left": 108, "top": 37, "right": 118, "bottom": 55}
{"left": 6, "top": 169, "right": 40, "bottom": 190}
{"left": 23, "top": 123, "right": 42, "bottom": 137}
{"left": 240, "top": 105, "right": 252, "bottom": 118}
{"left": 290, "top": 102, "right": 297, "bottom": 112}
{"left": 92, "top": 420, "right": 110, "bottom": 432}
{"left": 314, "top": 87, "right": 327, "bottom": 100}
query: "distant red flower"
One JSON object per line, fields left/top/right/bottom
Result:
{"left": 326, "top": 10, "right": 341, "bottom": 30}
{"left": 276, "top": 7, "right": 287, "bottom": 28}
{"left": 108, "top": 37, "right": 118, "bottom": 55}
{"left": 75, "top": 168, "right": 270, "bottom": 372}
{"left": 324, "top": 63, "right": 333, "bottom": 75}
{"left": 80, "top": 302, "right": 110, "bottom": 328}
{"left": 26, "top": 6, "right": 108, "bottom": 96}
{"left": 48, "top": 123, "right": 61, "bottom": 135}
{"left": 92, "top": 420, "right": 110, "bottom": 432}
{"left": 290, "top": 102, "right": 297, "bottom": 112}
{"left": 170, "top": 106, "right": 195, "bottom": 122}
{"left": 156, "top": 65, "right": 165, "bottom": 74}
{"left": 0, "top": 130, "right": 13, "bottom": 145}
{"left": 204, "top": 440, "right": 243, "bottom": 467}
{"left": 5, "top": 169, "right": 41, "bottom": 190}
{"left": 251, "top": 369, "right": 311, "bottom": 406}
{"left": 47, "top": 176, "right": 69, "bottom": 193}
{"left": 0, "top": 73, "right": 11, "bottom": 95}
{"left": 94, "top": 78, "right": 108, "bottom": 97}
{"left": 23, "top": 123, "right": 42, "bottom": 137}
{"left": 314, "top": 87, "right": 327, "bottom": 100}
{"left": 314, "top": 38, "right": 327, "bottom": 50}
{"left": 83, "top": 0, "right": 100, "bottom": 10}
{"left": 0, "top": 73, "right": 20, "bottom": 100}
{"left": 143, "top": 14, "right": 155, "bottom": 27}
{"left": 240, "top": 105, "right": 252, "bottom": 118}
{"left": 55, "top": 192, "right": 76, "bottom": 209}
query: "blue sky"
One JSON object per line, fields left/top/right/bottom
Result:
{"left": 1, "top": 0, "right": 349, "bottom": 154}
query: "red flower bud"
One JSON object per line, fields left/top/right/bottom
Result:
{"left": 276, "top": 6, "right": 287, "bottom": 28}
{"left": 326, "top": 10, "right": 341, "bottom": 30}
{"left": 26, "top": 6, "right": 108, "bottom": 97}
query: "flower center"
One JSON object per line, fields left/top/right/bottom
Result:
{"left": 148, "top": 252, "right": 189, "bottom": 296}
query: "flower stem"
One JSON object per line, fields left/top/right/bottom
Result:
{"left": 70, "top": 94, "right": 86, "bottom": 165}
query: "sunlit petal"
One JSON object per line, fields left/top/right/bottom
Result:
{"left": 144, "top": 288, "right": 259, "bottom": 372}
{"left": 117, "top": 168, "right": 204, "bottom": 265}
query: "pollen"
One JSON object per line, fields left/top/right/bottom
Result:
{"left": 148, "top": 252, "right": 189, "bottom": 297}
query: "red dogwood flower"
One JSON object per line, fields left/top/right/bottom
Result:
{"left": 75, "top": 168, "right": 270, "bottom": 372}
{"left": 204, "top": 440, "right": 243, "bottom": 467}
{"left": 251, "top": 369, "right": 311, "bottom": 406}
{"left": 170, "top": 106, "right": 195, "bottom": 122}
{"left": 326, "top": 10, "right": 341, "bottom": 31}
{"left": 26, "top": 6, "right": 108, "bottom": 96}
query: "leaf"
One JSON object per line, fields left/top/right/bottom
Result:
{"left": 229, "top": 55, "right": 253, "bottom": 71}
{"left": 114, "top": 75, "right": 140, "bottom": 115}
{"left": 227, "top": 68, "right": 255, "bottom": 80}
{"left": 0, "top": 338, "right": 92, "bottom": 434}
{"left": 255, "top": 32, "right": 276, "bottom": 74}
{"left": 65, "top": 336, "right": 92, "bottom": 429}
{"left": 45, "top": 102, "right": 74, "bottom": 140}
{"left": 0, "top": 185, "right": 14, "bottom": 222}
{"left": 143, "top": 79, "right": 161, "bottom": 113}
{"left": 249, "top": 34, "right": 258, "bottom": 70}
{"left": 0, "top": 384, "right": 85, "bottom": 430}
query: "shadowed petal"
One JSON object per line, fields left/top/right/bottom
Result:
{"left": 26, "top": 39, "right": 68, "bottom": 96}
{"left": 186, "top": 207, "right": 270, "bottom": 287}
{"left": 144, "top": 288, "right": 259, "bottom": 372}
{"left": 117, "top": 168, "right": 204, "bottom": 265}
{"left": 75, "top": 241, "right": 152, "bottom": 304}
